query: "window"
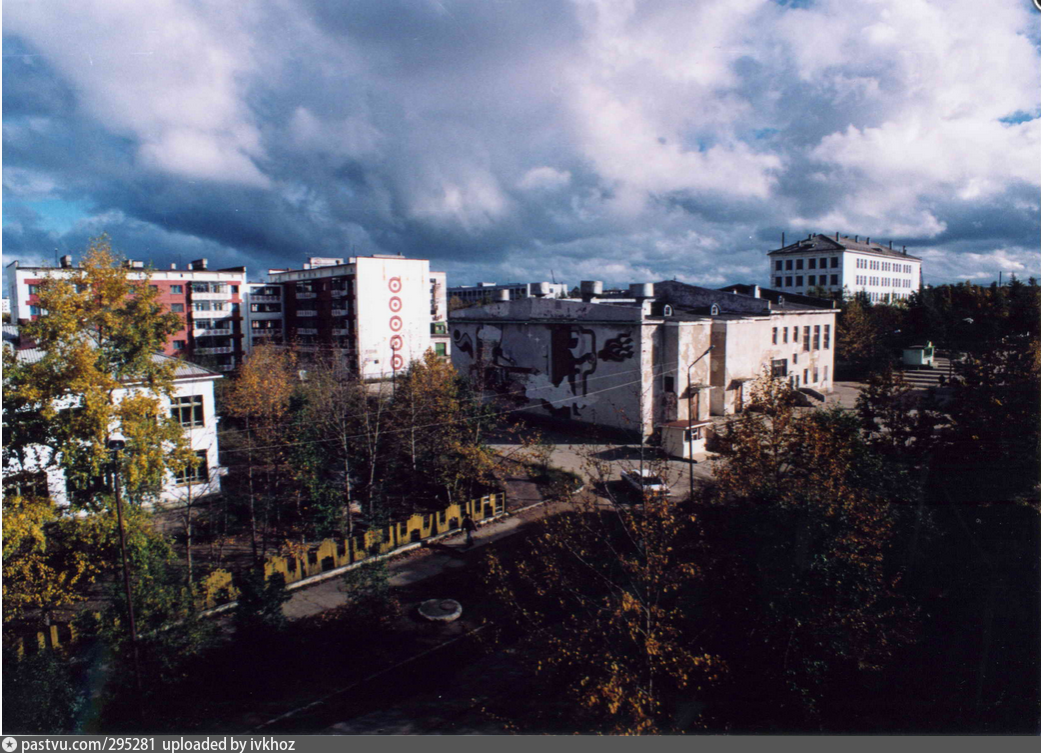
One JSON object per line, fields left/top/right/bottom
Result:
{"left": 793, "top": 326, "right": 799, "bottom": 342}
{"left": 173, "top": 340, "right": 186, "bottom": 351}
{"left": 783, "top": 327, "right": 788, "bottom": 343}
{"left": 775, "top": 261, "right": 783, "bottom": 271}
{"left": 175, "top": 451, "right": 209, "bottom": 485}
{"left": 771, "top": 359, "right": 788, "bottom": 378}
{"left": 824, "top": 365, "right": 828, "bottom": 382}
{"left": 775, "top": 277, "right": 782, "bottom": 287}
{"left": 823, "top": 324, "right": 831, "bottom": 349}
{"left": 813, "top": 367, "right": 819, "bottom": 383}
{"left": 785, "top": 260, "right": 793, "bottom": 271}
{"left": 4, "top": 470, "right": 49, "bottom": 501}
{"left": 808, "top": 258, "right": 816, "bottom": 269}
{"left": 785, "top": 277, "right": 792, "bottom": 287}
{"left": 149, "top": 284, "right": 159, "bottom": 292}
{"left": 803, "top": 326, "right": 810, "bottom": 351}
{"left": 772, "top": 327, "right": 778, "bottom": 344}
{"left": 804, "top": 369, "right": 809, "bottom": 384}
{"left": 434, "top": 342, "right": 447, "bottom": 357}
{"left": 793, "top": 352, "right": 798, "bottom": 364}
{"left": 170, "top": 394, "right": 204, "bottom": 427}
{"left": 831, "top": 274, "right": 838, "bottom": 285}
{"left": 28, "top": 284, "right": 41, "bottom": 295}
{"left": 171, "top": 303, "right": 184, "bottom": 313}
{"left": 808, "top": 275, "right": 815, "bottom": 286}
{"left": 795, "top": 276, "right": 803, "bottom": 287}
{"left": 831, "top": 257, "right": 838, "bottom": 268}
{"left": 231, "top": 285, "right": 239, "bottom": 294}
{"left": 813, "top": 325, "right": 820, "bottom": 350}
{"left": 30, "top": 305, "right": 42, "bottom": 316}
{"left": 796, "top": 259, "right": 804, "bottom": 270}
{"left": 171, "top": 285, "right": 183, "bottom": 294}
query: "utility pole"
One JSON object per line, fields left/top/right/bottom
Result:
{"left": 687, "top": 344, "right": 714, "bottom": 501}
{"left": 109, "top": 440, "right": 144, "bottom": 720}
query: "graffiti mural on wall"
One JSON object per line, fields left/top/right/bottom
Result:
{"left": 455, "top": 324, "right": 639, "bottom": 420}
{"left": 598, "top": 332, "right": 635, "bottom": 362}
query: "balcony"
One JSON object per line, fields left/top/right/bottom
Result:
{"left": 250, "top": 294, "right": 280, "bottom": 303}
{"left": 330, "top": 289, "right": 348, "bottom": 297}
{"left": 297, "top": 310, "right": 318, "bottom": 317}
{"left": 331, "top": 309, "right": 349, "bottom": 317}
{"left": 296, "top": 291, "right": 317, "bottom": 300}
{"left": 191, "top": 291, "right": 232, "bottom": 300}
{"left": 195, "top": 346, "right": 233, "bottom": 355}
{"left": 217, "top": 363, "right": 236, "bottom": 372}
{"left": 296, "top": 328, "right": 318, "bottom": 336}
{"left": 332, "top": 328, "right": 351, "bottom": 336}
{"left": 431, "top": 322, "right": 448, "bottom": 336}
{"left": 192, "top": 327, "right": 232, "bottom": 337}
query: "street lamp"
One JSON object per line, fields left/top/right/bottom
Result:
{"left": 686, "top": 344, "right": 714, "bottom": 501}
{"left": 108, "top": 438, "right": 144, "bottom": 711}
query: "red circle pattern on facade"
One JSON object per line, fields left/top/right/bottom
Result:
{"left": 388, "top": 277, "right": 404, "bottom": 370}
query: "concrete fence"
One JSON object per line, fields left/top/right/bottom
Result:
{"left": 10, "top": 492, "right": 507, "bottom": 657}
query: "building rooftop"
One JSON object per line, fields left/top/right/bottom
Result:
{"left": 767, "top": 233, "right": 922, "bottom": 261}
{"left": 3, "top": 325, "right": 220, "bottom": 380}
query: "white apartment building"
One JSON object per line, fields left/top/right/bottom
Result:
{"left": 6, "top": 256, "right": 249, "bottom": 370}
{"left": 266, "top": 254, "right": 449, "bottom": 378}
{"left": 768, "top": 234, "right": 922, "bottom": 303}
{"left": 448, "top": 281, "right": 569, "bottom": 306}
{"left": 3, "top": 326, "right": 224, "bottom": 509}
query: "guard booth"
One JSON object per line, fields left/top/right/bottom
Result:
{"left": 660, "top": 419, "right": 713, "bottom": 460}
{"left": 903, "top": 341, "right": 935, "bottom": 369}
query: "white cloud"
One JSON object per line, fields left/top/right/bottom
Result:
{"left": 518, "top": 167, "right": 572, "bottom": 191}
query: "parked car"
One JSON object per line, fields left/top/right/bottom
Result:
{"left": 621, "top": 469, "right": 670, "bottom": 496}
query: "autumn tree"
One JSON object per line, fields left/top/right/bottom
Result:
{"left": 3, "top": 236, "right": 189, "bottom": 510}
{"left": 223, "top": 345, "right": 298, "bottom": 561}
{"left": 486, "top": 492, "right": 724, "bottom": 733}
{"left": 702, "top": 375, "right": 919, "bottom": 723}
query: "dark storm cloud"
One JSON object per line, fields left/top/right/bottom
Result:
{"left": 3, "top": 0, "right": 1039, "bottom": 290}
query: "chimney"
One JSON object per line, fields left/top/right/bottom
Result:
{"left": 752, "top": 285, "right": 761, "bottom": 298}
{"left": 59, "top": 255, "right": 73, "bottom": 269}
{"left": 836, "top": 232, "right": 839, "bottom": 241}
{"left": 781, "top": 232, "right": 785, "bottom": 247}
{"left": 902, "top": 246, "right": 907, "bottom": 256}
{"left": 629, "top": 283, "right": 654, "bottom": 301}
{"left": 889, "top": 240, "right": 893, "bottom": 250}
{"left": 495, "top": 289, "right": 510, "bottom": 302}
{"left": 189, "top": 258, "right": 208, "bottom": 271}
{"left": 580, "top": 280, "right": 603, "bottom": 302}
{"left": 170, "top": 263, "right": 177, "bottom": 270}
{"left": 855, "top": 235, "right": 859, "bottom": 242}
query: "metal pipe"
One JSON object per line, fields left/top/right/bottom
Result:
{"left": 686, "top": 344, "right": 714, "bottom": 500}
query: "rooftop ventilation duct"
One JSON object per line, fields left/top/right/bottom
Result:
{"left": 580, "top": 280, "right": 603, "bottom": 302}
{"left": 495, "top": 289, "right": 510, "bottom": 302}
{"left": 629, "top": 283, "right": 654, "bottom": 300}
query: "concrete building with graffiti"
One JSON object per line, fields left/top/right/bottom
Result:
{"left": 449, "top": 281, "right": 837, "bottom": 440}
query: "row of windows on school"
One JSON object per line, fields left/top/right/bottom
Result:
{"left": 772, "top": 323, "right": 830, "bottom": 351}
{"left": 774, "top": 274, "right": 840, "bottom": 288}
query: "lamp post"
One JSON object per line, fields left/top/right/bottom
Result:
{"left": 686, "top": 345, "right": 714, "bottom": 501}
{"left": 108, "top": 439, "right": 144, "bottom": 711}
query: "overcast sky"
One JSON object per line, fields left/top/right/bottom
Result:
{"left": 4, "top": 0, "right": 1039, "bottom": 290}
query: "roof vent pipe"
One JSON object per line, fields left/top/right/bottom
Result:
{"left": 629, "top": 283, "right": 654, "bottom": 301}
{"left": 580, "top": 280, "right": 603, "bottom": 302}
{"left": 836, "top": 232, "right": 840, "bottom": 241}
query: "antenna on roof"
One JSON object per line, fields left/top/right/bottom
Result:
{"left": 781, "top": 232, "right": 785, "bottom": 247}
{"left": 551, "top": 269, "right": 557, "bottom": 284}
